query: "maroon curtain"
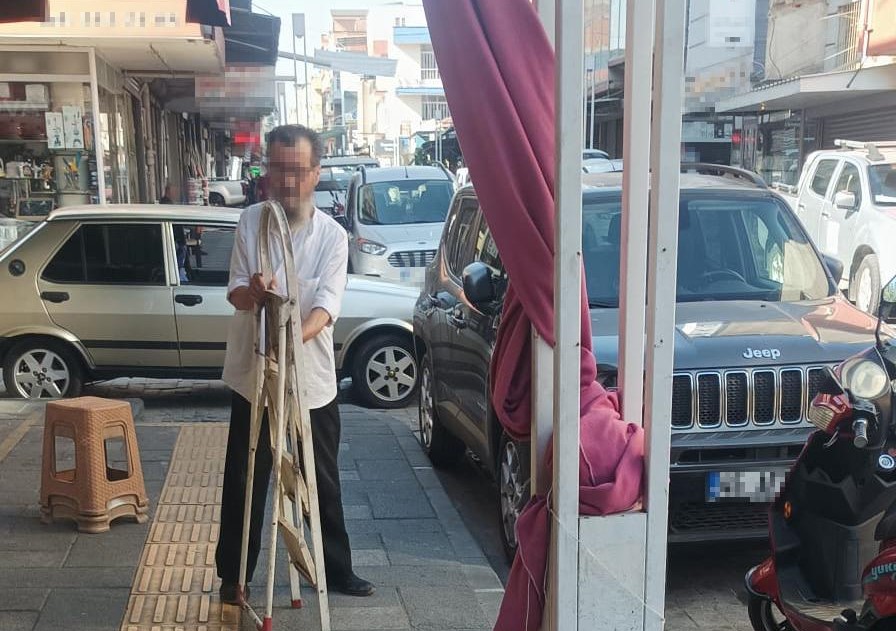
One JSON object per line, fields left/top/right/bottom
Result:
{"left": 422, "top": 1, "right": 645, "bottom": 629}
{"left": 0, "top": 1, "right": 47, "bottom": 23}
{"left": 185, "top": 0, "right": 231, "bottom": 27}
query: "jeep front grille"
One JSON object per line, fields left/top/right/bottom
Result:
{"left": 387, "top": 250, "right": 437, "bottom": 268}
{"left": 669, "top": 501, "right": 768, "bottom": 536}
{"left": 671, "top": 366, "right": 827, "bottom": 430}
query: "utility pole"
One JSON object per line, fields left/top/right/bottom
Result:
{"left": 292, "top": 14, "right": 301, "bottom": 125}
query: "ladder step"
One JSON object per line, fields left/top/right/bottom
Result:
{"left": 278, "top": 518, "right": 317, "bottom": 586}
{"left": 279, "top": 455, "right": 310, "bottom": 515}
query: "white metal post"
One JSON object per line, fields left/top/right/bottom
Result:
{"left": 531, "top": 331, "right": 553, "bottom": 496}
{"left": 643, "top": 0, "right": 686, "bottom": 628}
{"left": 88, "top": 49, "right": 107, "bottom": 206}
{"left": 292, "top": 36, "right": 301, "bottom": 125}
{"left": 618, "top": 0, "right": 654, "bottom": 426}
{"left": 549, "top": 2, "right": 584, "bottom": 631}
{"left": 303, "top": 35, "right": 311, "bottom": 127}
{"left": 536, "top": 0, "right": 556, "bottom": 47}
{"left": 532, "top": 0, "right": 556, "bottom": 524}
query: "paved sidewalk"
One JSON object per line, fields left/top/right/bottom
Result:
{"left": 0, "top": 384, "right": 501, "bottom": 631}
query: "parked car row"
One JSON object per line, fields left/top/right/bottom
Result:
{"left": 412, "top": 166, "right": 880, "bottom": 560}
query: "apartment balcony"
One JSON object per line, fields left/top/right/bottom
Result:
{"left": 0, "top": 0, "right": 225, "bottom": 74}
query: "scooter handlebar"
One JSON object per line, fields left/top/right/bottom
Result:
{"left": 853, "top": 418, "right": 869, "bottom": 448}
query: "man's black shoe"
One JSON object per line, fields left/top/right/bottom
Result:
{"left": 220, "top": 582, "right": 249, "bottom": 605}
{"left": 329, "top": 573, "right": 375, "bottom": 597}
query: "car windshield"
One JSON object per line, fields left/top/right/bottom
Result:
{"left": 0, "top": 219, "right": 40, "bottom": 257}
{"left": 869, "top": 163, "right": 896, "bottom": 206}
{"left": 583, "top": 158, "right": 621, "bottom": 174}
{"left": 359, "top": 180, "right": 453, "bottom": 225}
{"left": 317, "top": 166, "right": 357, "bottom": 190}
{"left": 582, "top": 193, "right": 832, "bottom": 307}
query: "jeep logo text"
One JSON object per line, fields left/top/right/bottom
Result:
{"left": 743, "top": 348, "right": 781, "bottom": 360}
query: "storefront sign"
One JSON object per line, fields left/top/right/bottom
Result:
{"left": 708, "top": 0, "right": 755, "bottom": 47}
{"left": 869, "top": 0, "right": 896, "bottom": 56}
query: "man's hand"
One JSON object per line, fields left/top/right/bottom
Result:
{"left": 249, "top": 273, "right": 276, "bottom": 304}
{"left": 229, "top": 274, "right": 277, "bottom": 311}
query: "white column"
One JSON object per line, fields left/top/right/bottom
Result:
{"left": 88, "top": 49, "right": 107, "bottom": 206}
{"left": 549, "top": 1, "right": 584, "bottom": 630}
{"left": 618, "top": 0, "right": 654, "bottom": 427}
{"left": 642, "top": 0, "right": 685, "bottom": 628}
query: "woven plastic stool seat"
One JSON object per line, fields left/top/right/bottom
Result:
{"left": 40, "top": 397, "right": 149, "bottom": 533}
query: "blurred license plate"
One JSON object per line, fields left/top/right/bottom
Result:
{"left": 707, "top": 470, "right": 786, "bottom": 503}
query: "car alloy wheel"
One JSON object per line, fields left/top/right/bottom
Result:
{"left": 12, "top": 348, "right": 71, "bottom": 398}
{"left": 351, "top": 334, "right": 420, "bottom": 409}
{"left": 420, "top": 362, "right": 435, "bottom": 449}
{"left": 365, "top": 345, "right": 417, "bottom": 405}
{"left": 499, "top": 436, "right": 529, "bottom": 554}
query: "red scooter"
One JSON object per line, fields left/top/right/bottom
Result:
{"left": 746, "top": 277, "right": 896, "bottom": 631}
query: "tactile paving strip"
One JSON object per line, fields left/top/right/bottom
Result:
{"left": 120, "top": 425, "right": 238, "bottom": 631}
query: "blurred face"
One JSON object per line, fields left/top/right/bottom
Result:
{"left": 266, "top": 138, "right": 320, "bottom": 213}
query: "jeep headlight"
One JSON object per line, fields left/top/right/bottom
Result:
{"left": 357, "top": 238, "right": 387, "bottom": 256}
{"left": 841, "top": 358, "right": 890, "bottom": 400}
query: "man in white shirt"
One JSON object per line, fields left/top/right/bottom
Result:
{"left": 216, "top": 125, "right": 374, "bottom": 604}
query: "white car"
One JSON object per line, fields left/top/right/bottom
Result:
{"left": 207, "top": 178, "right": 247, "bottom": 207}
{"left": 792, "top": 139, "right": 896, "bottom": 313}
{"left": 0, "top": 205, "right": 420, "bottom": 408}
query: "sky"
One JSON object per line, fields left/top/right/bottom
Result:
{"left": 251, "top": 0, "right": 413, "bottom": 81}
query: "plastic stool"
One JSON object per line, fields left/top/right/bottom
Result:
{"left": 40, "top": 397, "right": 149, "bottom": 533}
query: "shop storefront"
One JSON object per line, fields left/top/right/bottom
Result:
{"left": 0, "top": 47, "right": 136, "bottom": 218}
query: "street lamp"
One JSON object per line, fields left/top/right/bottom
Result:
{"left": 292, "top": 13, "right": 311, "bottom": 127}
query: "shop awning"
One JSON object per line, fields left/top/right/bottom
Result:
{"left": 716, "top": 61, "right": 896, "bottom": 113}
{"left": 0, "top": 1, "right": 46, "bottom": 23}
{"left": 186, "top": 0, "right": 231, "bottom": 27}
{"left": 224, "top": 7, "right": 280, "bottom": 65}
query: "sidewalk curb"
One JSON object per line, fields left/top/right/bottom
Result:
{"left": 0, "top": 397, "right": 144, "bottom": 422}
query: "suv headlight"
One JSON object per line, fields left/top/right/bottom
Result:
{"left": 357, "top": 238, "right": 387, "bottom": 256}
{"left": 840, "top": 358, "right": 890, "bottom": 400}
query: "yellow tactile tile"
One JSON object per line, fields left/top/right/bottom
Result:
{"left": 120, "top": 425, "right": 239, "bottom": 631}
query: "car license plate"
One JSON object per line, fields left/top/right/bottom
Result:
{"left": 706, "top": 470, "right": 786, "bottom": 503}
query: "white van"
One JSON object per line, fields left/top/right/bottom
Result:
{"left": 342, "top": 165, "right": 455, "bottom": 285}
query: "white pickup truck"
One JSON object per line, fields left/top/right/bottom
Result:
{"left": 207, "top": 178, "right": 247, "bottom": 207}
{"left": 791, "top": 140, "right": 896, "bottom": 313}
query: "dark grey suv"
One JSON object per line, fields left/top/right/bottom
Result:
{"left": 413, "top": 168, "right": 880, "bottom": 560}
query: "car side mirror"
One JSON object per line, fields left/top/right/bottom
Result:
{"left": 822, "top": 254, "right": 844, "bottom": 285}
{"left": 462, "top": 262, "right": 496, "bottom": 307}
{"left": 880, "top": 275, "right": 896, "bottom": 323}
{"left": 834, "top": 191, "right": 858, "bottom": 211}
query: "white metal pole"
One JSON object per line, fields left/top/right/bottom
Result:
{"left": 537, "top": 0, "right": 556, "bottom": 48}
{"left": 303, "top": 35, "right": 311, "bottom": 127}
{"left": 88, "top": 49, "right": 107, "bottom": 206}
{"left": 292, "top": 28, "right": 301, "bottom": 125}
{"left": 618, "top": 0, "right": 654, "bottom": 428}
{"left": 643, "top": 0, "right": 685, "bottom": 627}
{"left": 532, "top": 0, "right": 556, "bottom": 506}
{"left": 549, "top": 1, "right": 584, "bottom": 630}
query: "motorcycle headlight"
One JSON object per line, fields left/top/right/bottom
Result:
{"left": 357, "top": 238, "right": 387, "bottom": 256}
{"left": 841, "top": 358, "right": 890, "bottom": 400}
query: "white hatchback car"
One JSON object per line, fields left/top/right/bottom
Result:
{"left": 792, "top": 140, "right": 896, "bottom": 313}
{"left": 0, "top": 205, "right": 420, "bottom": 408}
